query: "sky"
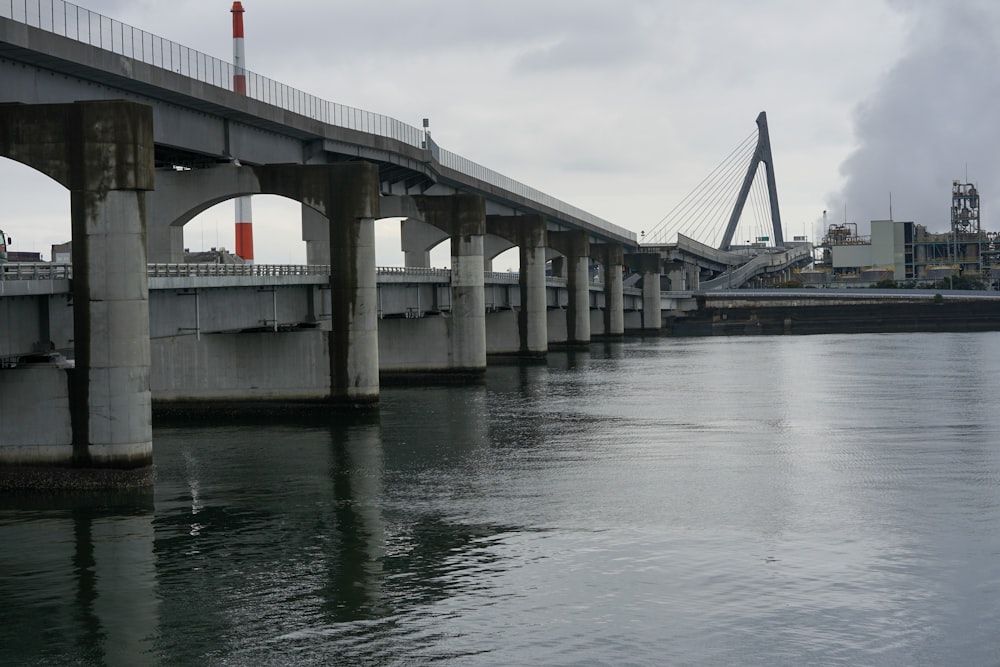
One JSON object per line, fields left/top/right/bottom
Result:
{"left": 2, "top": 0, "right": 997, "bottom": 266}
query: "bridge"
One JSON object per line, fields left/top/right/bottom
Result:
{"left": 0, "top": 1, "right": 809, "bottom": 487}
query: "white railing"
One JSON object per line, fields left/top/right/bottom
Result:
{"left": 0, "top": 0, "right": 634, "bottom": 242}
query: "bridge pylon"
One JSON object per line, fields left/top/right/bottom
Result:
{"left": 719, "top": 111, "right": 784, "bottom": 250}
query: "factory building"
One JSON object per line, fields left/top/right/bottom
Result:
{"left": 806, "top": 181, "right": 1000, "bottom": 287}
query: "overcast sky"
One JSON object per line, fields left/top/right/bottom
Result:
{"left": 2, "top": 0, "right": 996, "bottom": 265}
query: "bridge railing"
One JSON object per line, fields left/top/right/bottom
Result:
{"left": 146, "top": 263, "right": 332, "bottom": 278}
{"left": 2, "top": 263, "right": 610, "bottom": 288}
{"left": 0, "top": 0, "right": 633, "bottom": 243}
{"left": 0, "top": 262, "right": 71, "bottom": 280}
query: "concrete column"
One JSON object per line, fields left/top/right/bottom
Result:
{"left": 451, "top": 231, "right": 487, "bottom": 371}
{"left": 549, "top": 231, "right": 591, "bottom": 345}
{"left": 0, "top": 101, "right": 155, "bottom": 482}
{"left": 324, "top": 167, "right": 381, "bottom": 405}
{"left": 329, "top": 214, "right": 378, "bottom": 403}
{"left": 72, "top": 187, "right": 153, "bottom": 468}
{"left": 486, "top": 214, "right": 548, "bottom": 357}
{"left": 519, "top": 225, "right": 548, "bottom": 355}
{"left": 626, "top": 253, "right": 663, "bottom": 331}
{"left": 71, "top": 103, "right": 155, "bottom": 470}
{"left": 689, "top": 264, "right": 701, "bottom": 290}
{"left": 413, "top": 195, "right": 487, "bottom": 374}
{"left": 593, "top": 244, "right": 624, "bottom": 337}
{"left": 254, "top": 163, "right": 381, "bottom": 405}
{"left": 665, "top": 260, "right": 687, "bottom": 291}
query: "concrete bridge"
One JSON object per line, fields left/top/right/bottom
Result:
{"left": 0, "top": 3, "right": 806, "bottom": 487}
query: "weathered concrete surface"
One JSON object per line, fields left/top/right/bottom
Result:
{"left": 549, "top": 231, "right": 591, "bottom": 345}
{"left": 592, "top": 243, "right": 624, "bottom": 337}
{"left": 146, "top": 163, "right": 383, "bottom": 405}
{"left": 487, "top": 214, "right": 548, "bottom": 357}
{"left": 0, "top": 364, "right": 72, "bottom": 463}
{"left": 483, "top": 309, "right": 521, "bottom": 355}
{"left": 409, "top": 194, "right": 488, "bottom": 375}
{"left": 150, "top": 330, "right": 331, "bottom": 401}
{"left": 0, "top": 101, "right": 155, "bottom": 478}
{"left": 625, "top": 252, "right": 663, "bottom": 331}
{"left": 378, "top": 315, "right": 451, "bottom": 375}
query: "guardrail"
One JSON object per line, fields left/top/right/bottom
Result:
{"left": 0, "top": 263, "right": 530, "bottom": 282}
{"left": 0, "top": 263, "right": 609, "bottom": 288}
{"left": 0, "top": 262, "right": 71, "bottom": 280}
{"left": 147, "top": 263, "right": 331, "bottom": 278}
{"left": 376, "top": 266, "right": 451, "bottom": 279}
{"left": 0, "top": 0, "right": 634, "bottom": 242}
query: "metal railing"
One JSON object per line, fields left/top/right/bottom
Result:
{"left": 147, "top": 263, "right": 331, "bottom": 278}
{"left": 0, "top": 0, "right": 634, "bottom": 242}
{"left": 0, "top": 262, "right": 71, "bottom": 280}
{"left": 1, "top": 263, "right": 533, "bottom": 282}
{"left": 376, "top": 266, "right": 451, "bottom": 279}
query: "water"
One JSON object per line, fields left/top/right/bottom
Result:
{"left": 3, "top": 332, "right": 1000, "bottom": 666}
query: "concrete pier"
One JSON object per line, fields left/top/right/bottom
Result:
{"left": 258, "top": 163, "right": 382, "bottom": 405}
{"left": 147, "top": 162, "right": 382, "bottom": 407}
{"left": 592, "top": 244, "right": 625, "bottom": 337}
{"left": 626, "top": 253, "right": 663, "bottom": 331}
{"left": 549, "top": 231, "right": 591, "bottom": 345}
{"left": 0, "top": 101, "right": 155, "bottom": 485}
{"left": 487, "top": 214, "right": 548, "bottom": 358}
{"left": 412, "top": 194, "right": 488, "bottom": 375}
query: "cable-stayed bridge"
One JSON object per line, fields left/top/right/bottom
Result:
{"left": 638, "top": 112, "right": 812, "bottom": 289}
{"left": 643, "top": 112, "right": 785, "bottom": 251}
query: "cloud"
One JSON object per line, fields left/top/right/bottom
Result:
{"left": 831, "top": 0, "right": 1000, "bottom": 232}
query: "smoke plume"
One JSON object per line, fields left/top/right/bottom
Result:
{"left": 830, "top": 0, "right": 1000, "bottom": 234}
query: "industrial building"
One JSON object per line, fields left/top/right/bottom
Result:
{"left": 806, "top": 181, "right": 1000, "bottom": 287}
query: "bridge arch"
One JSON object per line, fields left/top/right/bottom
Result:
{"left": 148, "top": 163, "right": 380, "bottom": 264}
{"left": 0, "top": 157, "right": 70, "bottom": 262}
{"left": 149, "top": 161, "right": 383, "bottom": 404}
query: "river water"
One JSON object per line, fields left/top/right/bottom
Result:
{"left": 2, "top": 332, "right": 1000, "bottom": 666}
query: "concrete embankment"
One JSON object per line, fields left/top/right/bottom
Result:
{"left": 668, "top": 300, "right": 1000, "bottom": 336}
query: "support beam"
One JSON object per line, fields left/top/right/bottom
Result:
{"left": 400, "top": 217, "right": 448, "bottom": 268}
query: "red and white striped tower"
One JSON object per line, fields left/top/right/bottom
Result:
{"left": 231, "top": 1, "right": 253, "bottom": 262}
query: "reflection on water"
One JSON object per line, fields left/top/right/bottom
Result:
{"left": 3, "top": 333, "right": 1000, "bottom": 665}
